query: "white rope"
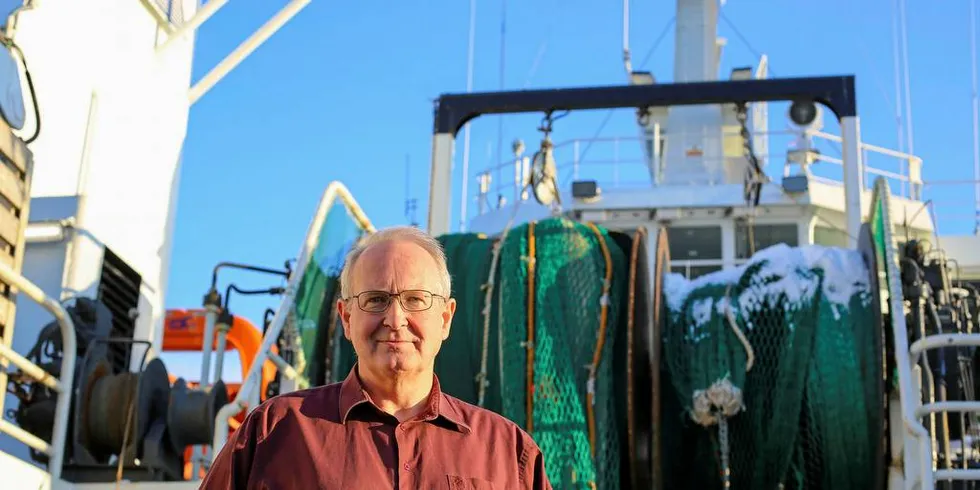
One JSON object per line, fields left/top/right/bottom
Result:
{"left": 477, "top": 181, "right": 534, "bottom": 406}
{"left": 686, "top": 284, "right": 755, "bottom": 489}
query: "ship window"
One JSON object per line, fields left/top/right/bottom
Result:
{"left": 735, "top": 223, "right": 798, "bottom": 259}
{"left": 667, "top": 226, "right": 722, "bottom": 260}
{"left": 813, "top": 225, "right": 849, "bottom": 248}
{"left": 667, "top": 225, "right": 722, "bottom": 279}
{"left": 669, "top": 264, "right": 723, "bottom": 279}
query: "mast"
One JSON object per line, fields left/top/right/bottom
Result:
{"left": 891, "top": 0, "right": 906, "bottom": 197}
{"left": 898, "top": 0, "right": 915, "bottom": 156}
{"left": 971, "top": 0, "right": 980, "bottom": 233}
{"left": 659, "top": 0, "right": 723, "bottom": 185}
{"left": 623, "top": 0, "right": 632, "bottom": 75}
{"left": 495, "top": 0, "right": 507, "bottom": 208}
{"left": 459, "top": 0, "right": 477, "bottom": 231}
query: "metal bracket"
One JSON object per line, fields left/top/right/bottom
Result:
{"left": 426, "top": 75, "right": 862, "bottom": 239}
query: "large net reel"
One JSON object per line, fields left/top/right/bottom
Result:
{"left": 658, "top": 239, "right": 886, "bottom": 490}
{"left": 324, "top": 217, "right": 656, "bottom": 489}
{"left": 306, "top": 210, "right": 889, "bottom": 489}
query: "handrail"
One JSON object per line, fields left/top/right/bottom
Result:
{"left": 211, "top": 181, "right": 375, "bottom": 457}
{"left": 0, "top": 260, "right": 76, "bottom": 481}
{"left": 471, "top": 129, "right": 926, "bottom": 215}
{"left": 871, "top": 176, "right": 935, "bottom": 490}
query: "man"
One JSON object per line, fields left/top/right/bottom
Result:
{"left": 200, "top": 225, "right": 552, "bottom": 489}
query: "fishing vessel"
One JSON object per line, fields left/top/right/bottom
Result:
{"left": 0, "top": 0, "right": 978, "bottom": 489}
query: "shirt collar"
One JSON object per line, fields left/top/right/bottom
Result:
{"left": 339, "top": 364, "right": 471, "bottom": 434}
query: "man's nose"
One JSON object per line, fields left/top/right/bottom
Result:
{"left": 383, "top": 298, "right": 408, "bottom": 329}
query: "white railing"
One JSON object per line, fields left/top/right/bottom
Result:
{"left": 871, "top": 176, "right": 980, "bottom": 489}
{"left": 210, "top": 181, "right": 375, "bottom": 458}
{"left": 806, "top": 130, "right": 924, "bottom": 201}
{"left": 471, "top": 128, "right": 924, "bottom": 215}
{"left": 873, "top": 177, "right": 935, "bottom": 490}
{"left": 0, "top": 261, "right": 76, "bottom": 481}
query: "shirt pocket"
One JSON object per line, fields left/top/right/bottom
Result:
{"left": 446, "top": 475, "right": 496, "bottom": 490}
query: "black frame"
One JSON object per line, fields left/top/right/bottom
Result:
{"left": 432, "top": 75, "right": 856, "bottom": 135}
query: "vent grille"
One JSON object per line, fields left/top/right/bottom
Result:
{"left": 96, "top": 248, "right": 141, "bottom": 373}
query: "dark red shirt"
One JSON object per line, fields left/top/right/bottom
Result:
{"left": 200, "top": 366, "right": 552, "bottom": 489}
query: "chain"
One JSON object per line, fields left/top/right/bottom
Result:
{"left": 719, "top": 417, "right": 732, "bottom": 489}
{"left": 735, "top": 103, "right": 766, "bottom": 206}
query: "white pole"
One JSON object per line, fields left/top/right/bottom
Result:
{"left": 459, "top": 0, "right": 477, "bottom": 231}
{"left": 494, "top": 0, "right": 507, "bottom": 203}
{"left": 841, "top": 117, "right": 864, "bottom": 249}
{"left": 428, "top": 134, "right": 456, "bottom": 237}
{"left": 898, "top": 0, "right": 915, "bottom": 156}
{"left": 970, "top": 0, "right": 980, "bottom": 234}
{"left": 622, "top": 0, "right": 632, "bottom": 75}
{"left": 891, "top": 0, "right": 905, "bottom": 196}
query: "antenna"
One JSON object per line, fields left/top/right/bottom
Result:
{"left": 898, "top": 0, "right": 915, "bottom": 155}
{"left": 891, "top": 0, "right": 905, "bottom": 155}
{"left": 404, "top": 154, "right": 419, "bottom": 227}
{"left": 971, "top": 0, "right": 980, "bottom": 234}
{"left": 622, "top": 0, "right": 632, "bottom": 75}
{"left": 459, "top": 0, "right": 477, "bottom": 232}
{"left": 495, "top": 0, "right": 507, "bottom": 199}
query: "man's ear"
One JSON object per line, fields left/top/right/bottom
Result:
{"left": 338, "top": 298, "right": 353, "bottom": 340}
{"left": 441, "top": 298, "right": 456, "bottom": 340}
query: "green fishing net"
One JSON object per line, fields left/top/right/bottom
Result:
{"left": 660, "top": 243, "right": 882, "bottom": 490}
{"left": 495, "top": 218, "right": 627, "bottom": 489}
{"left": 324, "top": 218, "right": 629, "bottom": 488}
{"left": 304, "top": 212, "right": 884, "bottom": 490}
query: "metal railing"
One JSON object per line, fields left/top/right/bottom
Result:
{"left": 471, "top": 128, "right": 925, "bottom": 215}
{"left": 0, "top": 261, "right": 76, "bottom": 481}
{"left": 871, "top": 177, "right": 935, "bottom": 490}
{"left": 869, "top": 176, "right": 980, "bottom": 489}
{"left": 210, "top": 181, "right": 376, "bottom": 457}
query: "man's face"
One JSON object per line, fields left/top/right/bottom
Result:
{"left": 337, "top": 240, "right": 456, "bottom": 379}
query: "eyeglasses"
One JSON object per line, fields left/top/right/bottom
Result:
{"left": 347, "top": 289, "right": 447, "bottom": 313}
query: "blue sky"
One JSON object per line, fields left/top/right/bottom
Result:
{"left": 161, "top": 0, "right": 980, "bottom": 378}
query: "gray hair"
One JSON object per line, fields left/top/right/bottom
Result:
{"left": 339, "top": 226, "right": 452, "bottom": 299}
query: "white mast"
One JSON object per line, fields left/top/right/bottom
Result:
{"left": 459, "top": 0, "right": 477, "bottom": 231}
{"left": 659, "top": 0, "right": 724, "bottom": 186}
{"left": 970, "top": 0, "right": 980, "bottom": 234}
{"left": 623, "top": 0, "right": 632, "bottom": 75}
{"left": 891, "top": 0, "right": 906, "bottom": 198}
{"left": 898, "top": 0, "right": 915, "bottom": 156}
